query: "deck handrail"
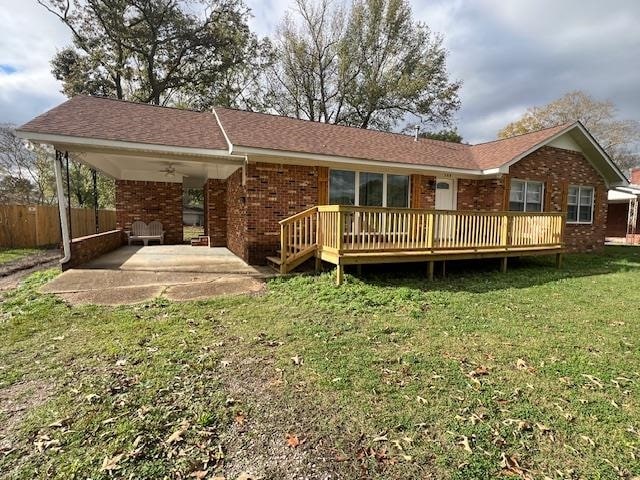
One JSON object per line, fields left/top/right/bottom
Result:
{"left": 278, "top": 205, "right": 565, "bottom": 273}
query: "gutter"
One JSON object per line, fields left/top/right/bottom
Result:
{"left": 53, "top": 153, "right": 71, "bottom": 265}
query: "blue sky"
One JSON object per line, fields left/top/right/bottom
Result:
{"left": 1, "top": 0, "right": 639, "bottom": 143}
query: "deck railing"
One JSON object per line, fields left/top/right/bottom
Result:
{"left": 279, "top": 205, "right": 565, "bottom": 272}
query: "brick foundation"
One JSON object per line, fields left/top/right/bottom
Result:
{"left": 62, "top": 230, "right": 124, "bottom": 270}
{"left": 204, "top": 178, "right": 227, "bottom": 246}
{"left": 115, "top": 180, "right": 183, "bottom": 244}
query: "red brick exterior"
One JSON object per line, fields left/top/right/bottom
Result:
{"left": 115, "top": 180, "right": 183, "bottom": 244}
{"left": 410, "top": 174, "right": 436, "bottom": 209}
{"left": 63, "top": 230, "right": 124, "bottom": 270}
{"left": 631, "top": 167, "right": 640, "bottom": 185}
{"left": 204, "top": 179, "right": 227, "bottom": 246}
{"left": 226, "top": 168, "right": 247, "bottom": 260}
{"left": 457, "top": 178, "right": 507, "bottom": 212}
{"left": 606, "top": 203, "right": 630, "bottom": 237}
{"left": 510, "top": 146, "right": 607, "bottom": 252}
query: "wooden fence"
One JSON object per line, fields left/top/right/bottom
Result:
{"left": 0, "top": 204, "right": 117, "bottom": 248}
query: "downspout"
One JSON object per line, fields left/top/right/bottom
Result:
{"left": 54, "top": 150, "right": 71, "bottom": 264}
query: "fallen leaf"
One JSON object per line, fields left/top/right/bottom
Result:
{"left": 189, "top": 471, "right": 208, "bottom": 479}
{"left": 52, "top": 335, "right": 65, "bottom": 341}
{"left": 291, "top": 355, "right": 303, "bottom": 366}
{"left": 234, "top": 412, "right": 246, "bottom": 425}
{"left": 468, "top": 366, "right": 490, "bottom": 377}
{"left": 237, "top": 473, "right": 254, "bottom": 480}
{"left": 286, "top": 433, "right": 301, "bottom": 448}
{"left": 100, "top": 453, "right": 124, "bottom": 472}
{"left": 220, "top": 360, "right": 231, "bottom": 368}
{"left": 416, "top": 395, "right": 428, "bottom": 404}
{"left": 115, "top": 359, "right": 127, "bottom": 367}
{"left": 458, "top": 436, "right": 472, "bottom": 453}
{"left": 166, "top": 421, "right": 190, "bottom": 444}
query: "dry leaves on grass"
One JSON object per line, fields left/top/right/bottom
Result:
{"left": 166, "top": 420, "right": 190, "bottom": 444}
{"left": 499, "top": 453, "right": 532, "bottom": 479}
{"left": 515, "top": 358, "right": 536, "bottom": 373}
{"left": 100, "top": 453, "right": 124, "bottom": 472}
{"left": 286, "top": 433, "right": 304, "bottom": 448}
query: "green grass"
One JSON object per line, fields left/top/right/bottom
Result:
{"left": 1, "top": 247, "right": 640, "bottom": 479}
{"left": 0, "top": 248, "right": 42, "bottom": 265}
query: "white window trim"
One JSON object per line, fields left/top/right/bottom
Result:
{"left": 510, "top": 179, "right": 545, "bottom": 212}
{"left": 329, "top": 169, "right": 411, "bottom": 208}
{"left": 567, "top": 185, "right": 595, "bottom": 225}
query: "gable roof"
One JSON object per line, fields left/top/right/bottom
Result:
{"left": 15, "top": 95, "right": 628, "bottom": 185}
{"left": 18, "top": 95, "right": 228, "bottom": 151}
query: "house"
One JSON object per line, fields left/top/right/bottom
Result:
{"left": 183, "top": 206, "right": 204, "bottom": 226}
{"left": 16, "top": 96, "right": 628, "bottom": 283}
{"left": 607, "top": 167, "right": 640, "bottom": 244}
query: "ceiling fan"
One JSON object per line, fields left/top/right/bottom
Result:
{"left": 160, "top": 163, "right": 176, "bottom": 178}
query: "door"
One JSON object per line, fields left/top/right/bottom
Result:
{"left": 434, "top": 178, "right": 456, "bottom": 243}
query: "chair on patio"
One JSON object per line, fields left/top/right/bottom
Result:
{"left": 126, "top": 220, "right": 165, "bottom": 246}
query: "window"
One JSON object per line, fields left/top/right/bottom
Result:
{"left": 509, "top": 179, "right": 543, "bottom": 212}
{"left": 359, "top": 172, "right": 383, "bottom": 206}
{"left": 328, "top": 170, "right": 409, "bottom": 207}
{"left": 567, "top": 185, "right": 594, "bottom": 224}
{"left": 387, "top": 174, "right": 410, "bottom": 208}
{"left": 329, "top": 170, "right": 355, "bottom": 205}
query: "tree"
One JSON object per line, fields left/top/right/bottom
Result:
{"left": 419, "top": 129, "right": 463, "bottom": 143}
{"left": 267, "top": 0, "right": 460, "bottom": 131}
{"left": 498, "top": 91, "right": 640, "bottom": 172}
{"left": 40, "top": 0, "right": 259, "bottom": 107}
{"left": 0, "top": 125, "right": 56, "bottom": 205}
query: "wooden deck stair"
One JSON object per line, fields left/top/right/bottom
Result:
{"left": 274, "top": 205, "right": 565, "bottom": 284}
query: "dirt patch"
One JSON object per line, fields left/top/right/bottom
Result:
{"left": 58, "top": 285, "right": 166, "bottom": 306}
{"left": 0, "top": 379, "right": 54, "bottom": 454}
{"left": 0, "top": 250, "right": 59, "bottom": 278}
{"left": 217, "top": 350, "right": 349, "bottom": 479}
{"left": 0, "top": 258, "right": 60, "bottom": 293}
{"left": 164, "top": 276, "right": 265, "bottom": 302}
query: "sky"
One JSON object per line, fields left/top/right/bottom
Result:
{"left": 0, "top": 0, "right": 639, "bottom": 143}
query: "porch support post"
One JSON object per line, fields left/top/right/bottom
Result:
{"left": 314, "top": 254, "right": 321, "bottom": 273}
{"left": 336, "top": 263, "right": 344, "bottom": 285}
{"left": 500, "top": 256, "right": 508, "bottom": 273}
{"left": 65, "top": 151, "right": 72, "bottom": 239}
{"left": 427, "top": 260, "right": 435, "bottom": 281}
{"left": 441, "top": 260, "right": 446, "bottom": 278}
{"left": 92, "top": 169, "right": 99, "bottom": 233}
{"left": 555, "top": 253, "right": 563, "bottom": 269}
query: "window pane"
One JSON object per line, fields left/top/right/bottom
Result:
{"left": 359, "top": 172, "right": 383, "bottom": 206}
{"left": 510, "top": 180, "right": 525, "bottom": 202}
{"left": 436, "top": 182, "right": 450, "bottom": 190}
{"left": 509, "top": 201, "right": 525, "bottom": 212}
{"left": 568, "top": 186, "right": 579, "bottom": 205}
{"left": 387, "top": 174, "right": 409, "bottom": 208}
{"left": 329, "top": 170, "right": 355, "bottom": 205}
{"left": 579, "top": 187, "right": 594, "bottom": 206}
{"left": 567, "top": 205, "right": 578, "bottom": 222}
{"left": 579, "top": 204, "right": 593, "bottom": 222}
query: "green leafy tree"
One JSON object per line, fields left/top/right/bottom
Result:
{"left": 267, "top": 0, "right": 461, "bottom": 131}
{"left": 498, "top": 90, "right": 640, "bottom": 172}
{"left": 419, "top": 129, "right": 463, "bottom": 143}
{"left": 41, "top": 0, "right": 260, "bottom": 107}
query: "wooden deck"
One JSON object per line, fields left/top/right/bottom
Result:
{"left": 271, "top": 205, "right": 565, "bottom": 284}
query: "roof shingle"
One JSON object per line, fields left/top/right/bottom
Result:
{"left": 18, "top": 95, "right": 574, "bottom": 171}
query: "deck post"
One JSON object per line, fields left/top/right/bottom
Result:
{"left": 441, "top": 260, "right": 446, "bottom": 278}
{"left": 280, "top": 223, "right": 287, "bottom": 274}
{"left": 336, "top": 263, "right": 344, "bottom": 285}
{"left": 356, "top": 264, "right": 362, "bottom": 275}
{"left": 500, "top": 256, "right": 508, "bottom": 273}
{"left": 315, "top": 254, "right": 321, "bottom": 273}
{"left": 427, "top": 261, "right": 435, "bottom": 281}
{"left": 555, "top": 252, "right": 563, "bottom": 269}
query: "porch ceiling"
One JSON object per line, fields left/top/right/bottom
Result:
{"left": 56, "top": 143, "right": 242, "bottom": 187}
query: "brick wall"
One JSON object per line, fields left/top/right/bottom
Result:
{"left": 457, "top": 178, "right": 506, "bottom": 211}
{"left": 631, "top": 167, "right": 640, "bottom": 185}
{"left": 115, "top": 180, "right": 183, "bottom": 244}
{"left": 62, "top": 229, "right": 124, "bottom": 270}
{"left": 606, "top": 203, "right": 630, "bottom": 237}
{"left": 410, "top": 174, "right": 436, "bottom": 209}
{"left": 204, "top": 178, "right": 227, "bottom": 246}
{"left": 226, "top": 168, "right": 247, "bottom": 260}
{"left": 507, "top": 146, "right": 608, "bottom": 252}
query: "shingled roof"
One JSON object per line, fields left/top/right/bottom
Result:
{"left": 18, "top": 95, "right": 576, "bottom": 172}
{"left": 18, "top": 95, "right": 228, "bottom": 151}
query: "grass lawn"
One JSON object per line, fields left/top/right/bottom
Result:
{"left": 1, "top": 247, "right": 639, "bottom": 479}
{"left": 0, "top": 249, "right": 42, "bottom": 265}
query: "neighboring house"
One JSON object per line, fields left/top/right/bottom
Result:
{"left": 183, "top": 206, "right": 204, "bottom": 226}
{"left": 16, "top": 96, "right": 628, "bottom": 281}
{"left": 607, "top": 167, "right": 640, "bottom": 244}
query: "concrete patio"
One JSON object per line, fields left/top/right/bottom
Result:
{"left": 41, "top": 245, "right": 272, "bottom": 305}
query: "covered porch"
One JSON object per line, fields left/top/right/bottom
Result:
{"left": 274, "top": 205, "right": 565, "bottom": 284}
